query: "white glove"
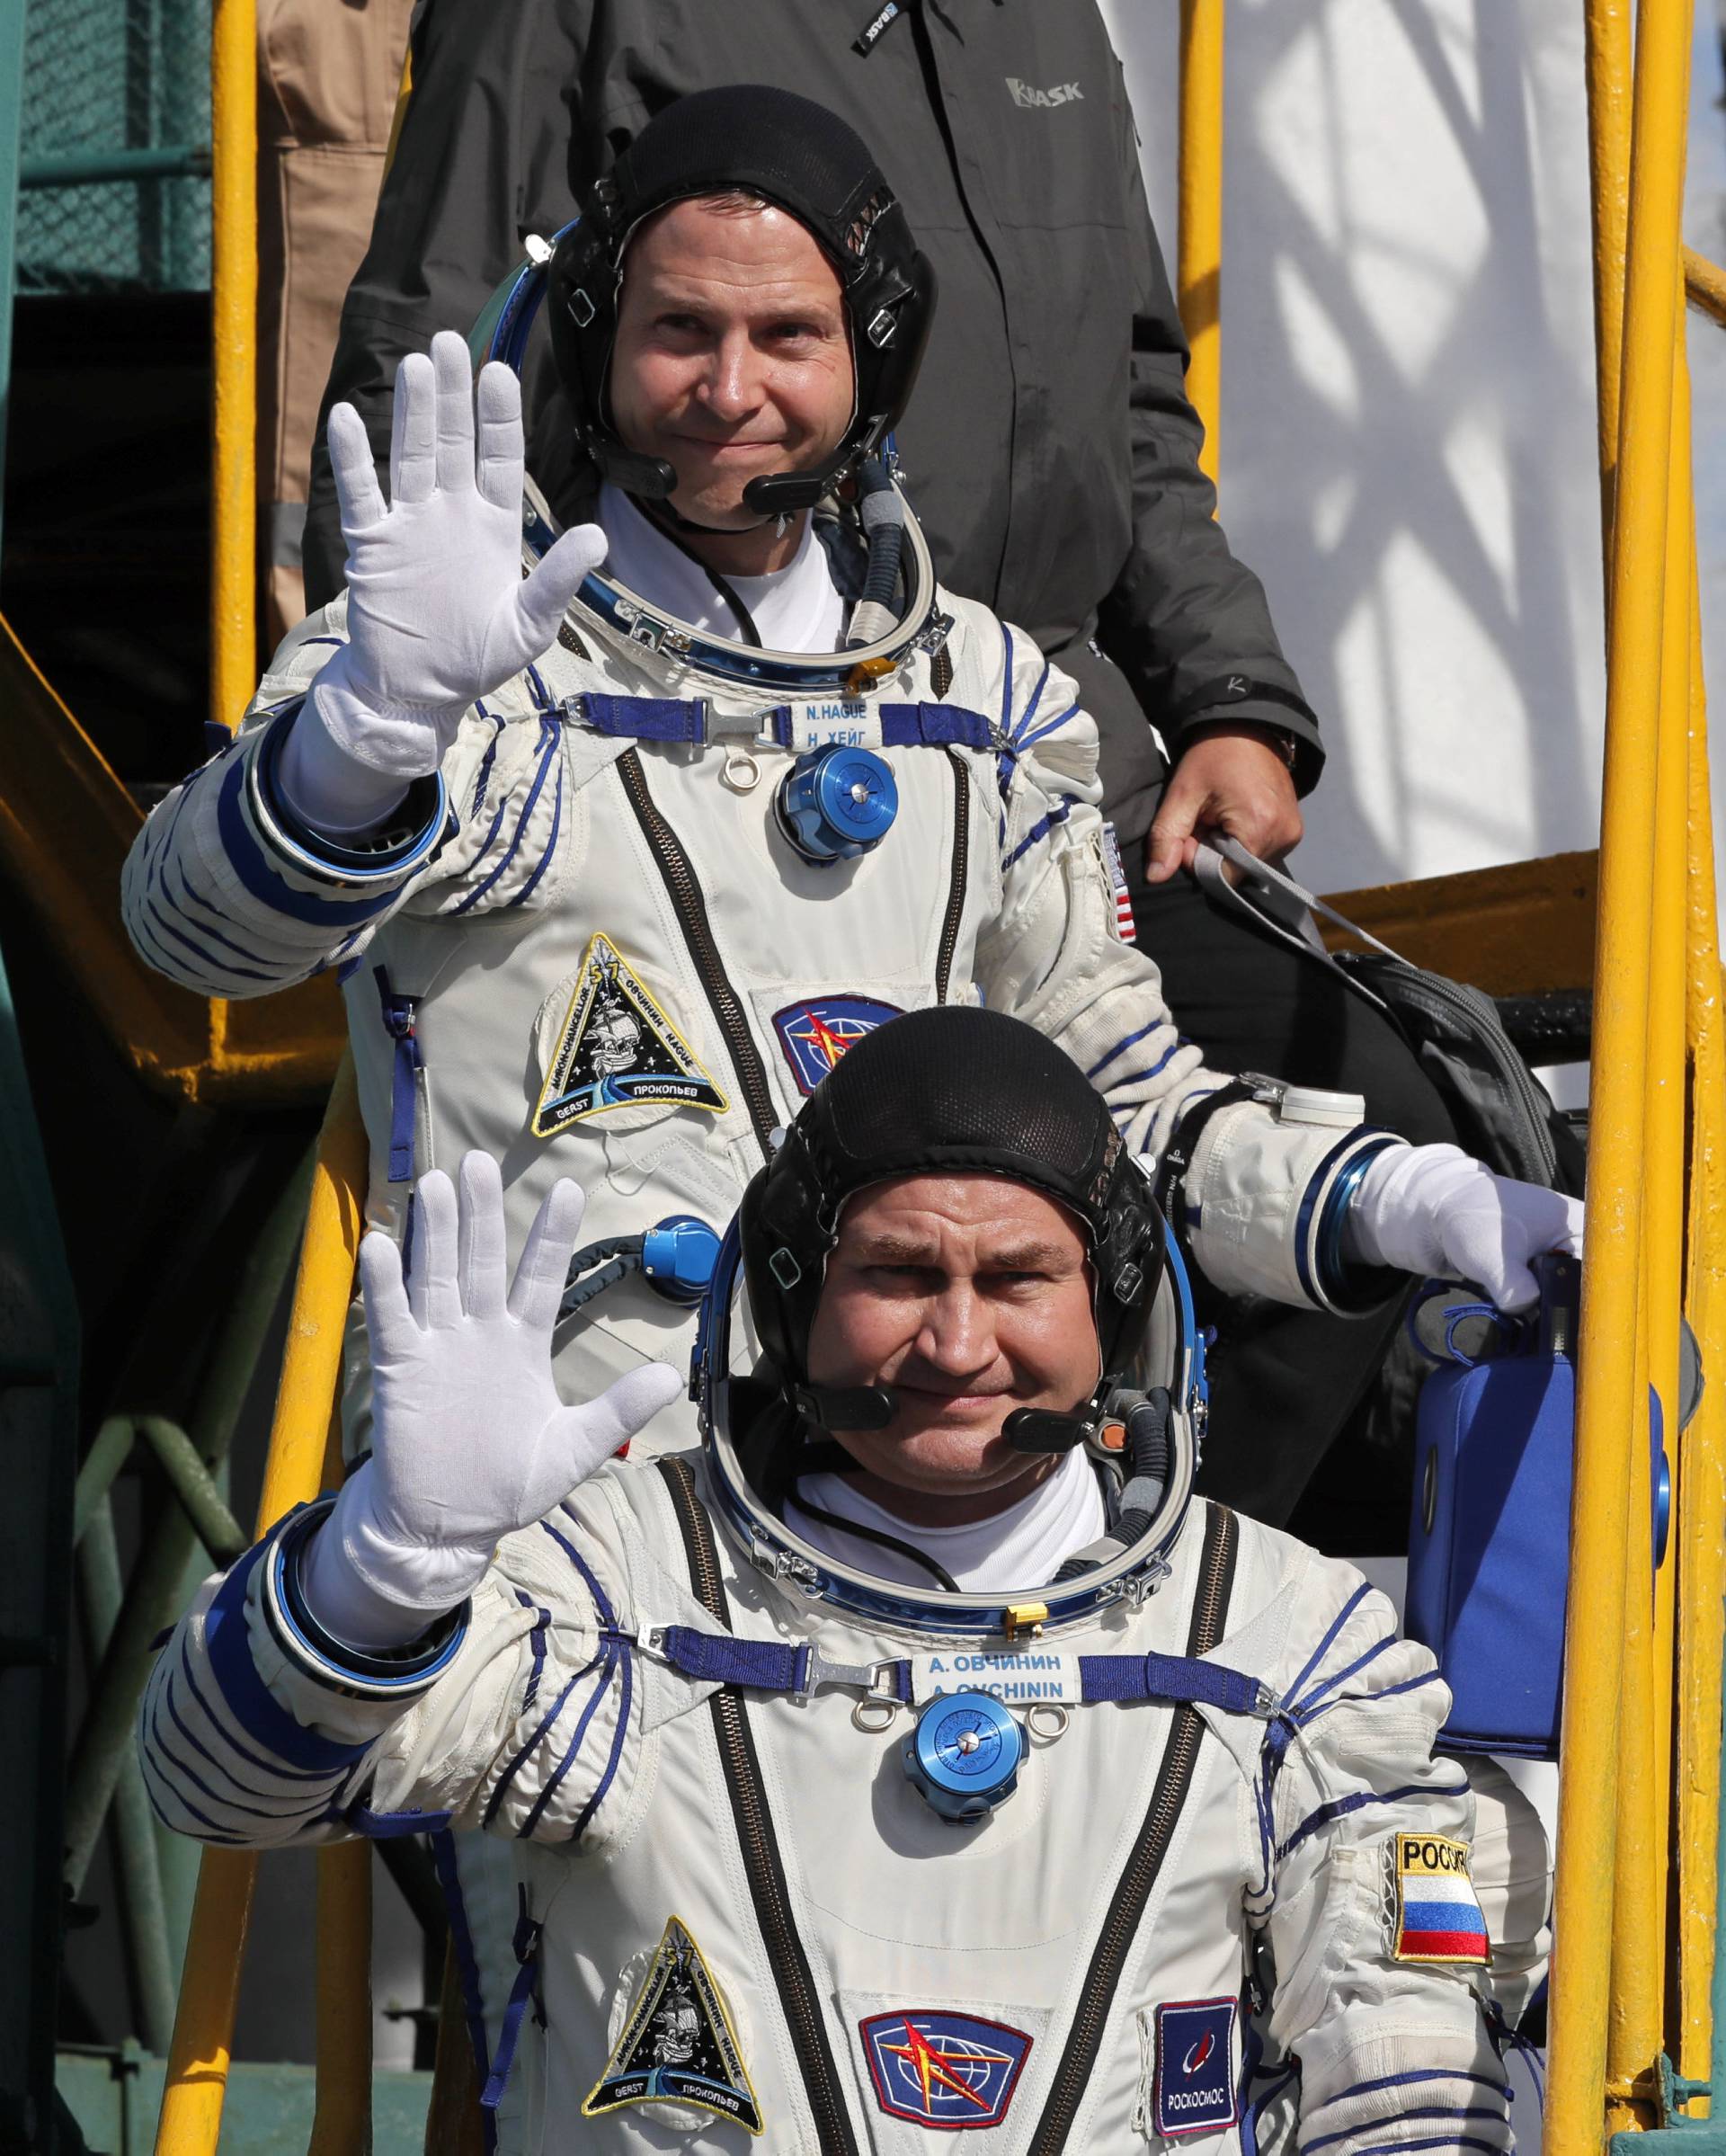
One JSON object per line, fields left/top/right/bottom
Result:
{"left": 299, "top": 1154, "right": 681, "bottom": 1648}
{"left": 280, "top": 330, "right": 608, "bottom": 827}
{"left": 1343, "top": 1141, "right": 1584, "bottom": 1313}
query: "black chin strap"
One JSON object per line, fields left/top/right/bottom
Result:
{"left": 628, "top": 493, "right": 767, "bottom": 646}
{"left": 630, "top": 489, "right": 781, "bottom": 541}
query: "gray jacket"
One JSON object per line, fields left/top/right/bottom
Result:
{"left": 303, "top": 0, "right": 1321, "bottom": 838}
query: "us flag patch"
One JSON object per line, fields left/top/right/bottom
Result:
{"left": 1390, "top": 1834, "right": 1490, "bottom": 1964}
{"left": 1101, "top": 821, "right": 1137, "bottom": 943}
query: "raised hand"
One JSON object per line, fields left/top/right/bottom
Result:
{"left": 299, "top": 1154, "right": 681, "bottom": 1647}
{"left": 309, "top": 330, "right": 608, "bottom": 785}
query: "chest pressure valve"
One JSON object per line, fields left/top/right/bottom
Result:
{"left": 775, "top": 744, "right": 898, "bottom": 864}
{"left": 903, "top": 1690, "right": 1026, "bottom": 1824}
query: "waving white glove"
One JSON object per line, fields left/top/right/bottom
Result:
{"left": 300, "top": 1154, "right": 681, "bottom": 1648}
{"left": 280, "top": 331, "right": 607, "bottom": 828}
{"left": 1343, "top": 1142, "right": 1584, "bottom": 1313}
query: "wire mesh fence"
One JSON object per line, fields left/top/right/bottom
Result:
{"left": 19, "top": 0, "right": 211, "bottom": 292}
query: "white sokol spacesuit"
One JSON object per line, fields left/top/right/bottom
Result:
{"left": 139, "top": 1011, "right": 1547, "bottom": 2153}
{"left": 120, "top": 423, "right": 1409, "bottom": 1428}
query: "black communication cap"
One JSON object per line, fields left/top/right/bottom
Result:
{"left": 548, "top": 84, "right": 937, "bottom": 512}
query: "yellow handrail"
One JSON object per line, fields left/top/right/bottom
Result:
{"left": 0, "top": 617, "right": 345, "bottom": 1106}
{"left": 1585, "top": 0, "right": 1633, "bottom": 566}
{"left": 209, "top": 0, "right": 257, "bottom": 733}
{"left": 1607, "top": 278, "right": 1695, "bottom": 2132}
{"left": 1684, "top": 244, "right": 1726, "bottom": 329}
{"left": 1677, "top": 539, "right": 1726, "bottom": 2099}
{"left": 152, "top": 1060, "right": 369, "bottom": 2155}
{"left": 1547, "top": 1, "right": 1696, "bottom": 2147}
{"left": 1177, "top": 0, "right": 1224, "bottom": 486}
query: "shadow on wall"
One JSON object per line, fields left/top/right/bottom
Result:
{"left": 1100, "top": 0, "right": 1610, "bottom": 891}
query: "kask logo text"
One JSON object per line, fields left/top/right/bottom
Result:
{"left": 1006, "top": 76, "right": 1083, "bottom": 108}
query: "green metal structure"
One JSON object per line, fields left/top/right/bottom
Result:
{"left": 0, "top": 942, "right": 84, "bottom": 2154}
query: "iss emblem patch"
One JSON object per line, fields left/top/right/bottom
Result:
{"left": 582, "top": 1915, "right": 762, "bottom": 2135}
{"left": 858, "top": 2009, "right": 1032, "bottom": 2130}
{"left": 1152, "top": 1998, "right": 1239, "bottom": 2137}
{"left": 1390, "top": 1834, "right": 1490, "bottom": 1964}
{"left": 532, "top": 933, "right": 726, "bottom": 1134}
{"left": 770, "top": 996, "right": 903, "bottom": 1095}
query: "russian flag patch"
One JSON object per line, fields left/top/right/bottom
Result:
{"left": 1390, "top": 1834, "right": 1490, "bottom": 1964}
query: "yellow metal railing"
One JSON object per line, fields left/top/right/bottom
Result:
{"left": 209, "top": 0, "right": 256, "bottom": 737}
{"left": 1548, "top": 0, "right": 1726, "bottom": 2145}
{"left": 1171, "top": 0, "right": 1726, "bottom": 2141}
{"left": 152, "top": 1060, "right": 372, "bottom": 2155}
{"left": 1177, "top": 0, "right": 1224, "bottom": 485}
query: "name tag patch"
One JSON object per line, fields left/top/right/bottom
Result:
{"left": 910, "top": 1650, "right": 1082, "bottom": 1706}
{"left": 1153, "top": 1998, "right": 1239, "bottom": 2137}
{"left": 1390, "top": 1834, "right": 1490, "bottom": 1964}
{"left": 782, "top": 700, "right": 877, "bottom": 752}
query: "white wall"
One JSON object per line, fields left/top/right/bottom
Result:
{"left": 1101, "top": 0, "right": 1726, "bottom": 899}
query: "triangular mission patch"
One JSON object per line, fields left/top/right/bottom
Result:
{"left": 532, "top": 934, "right": 727, "bottom": 1134}
{"left": 583, "top": 1915, "right": 763, "bottom": 2134}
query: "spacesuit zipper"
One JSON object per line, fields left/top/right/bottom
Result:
{"left": 1026, "top": 1502, "right": 1241, "bottom": 2154}
{"left": 615, "top": 749, "right": 779, "bottom": 1162}
{"left": 934, "top": 750, "right": 969, "bottom": 1003}
{"left": 659, "top": 1456, "right": 862, "bottom": 2155}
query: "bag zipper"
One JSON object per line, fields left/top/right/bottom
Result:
{"left": 659, "top": 1457, "right": 861, "bottom": 2153}
{"left": 616, "top": 748, "right": 778, "bottom": 1162}
{"left": 935, "top": 749, "right": 970, "bottom": 1003}
{"left": 1027, "top": 1502, "right": 1241, "bottom": 2154}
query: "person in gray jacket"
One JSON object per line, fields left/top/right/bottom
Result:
{"left": 298, "top": 0, "right": 1459, "bottom": 1535}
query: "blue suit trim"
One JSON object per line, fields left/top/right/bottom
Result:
{"left": 1277, "top": 1780, "right": 1472, "bottom": 1864}
{"left": 1085, "top": 1020, "right": 1163, "bottom": 1080}
{"left": 1306, "top": 2075, "right": 1508, "bottom": 2117}
{"left": 203, "top": 1538, "right": 373, "bottom": 1774}
{"left": 1002, "top": 797, "right": 1072, "bottom": 869}
{"left": 217, "top": 756, "right": 414, "bottom": 928}
{"left": 1302, "top": 2110, "right": 1511, "bottom": 2156}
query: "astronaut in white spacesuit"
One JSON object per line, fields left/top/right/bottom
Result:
{"left": 140, "top": 1007, "right": 1548, "bottom": 2152}
{"left": 120, "top": 85, "right": 1579, "bottom": 1446}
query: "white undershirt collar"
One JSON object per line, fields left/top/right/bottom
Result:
{"left": 596, "top": 484, "right": 847, "bottom": 656}
{"left": 785, "top": 1446, "right": 1108, "bottom": 1595}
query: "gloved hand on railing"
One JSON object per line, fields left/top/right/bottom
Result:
{"left": 276, "top": 330, "right": 608, "bottom": 833}
{"left": 299, "top": 1153, "right": 681, "bottom": 1648}
{"left": 1344, "top": 1142, "right": 1584, "bottom": 1313}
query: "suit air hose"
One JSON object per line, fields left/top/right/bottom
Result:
{"left": 844, "top": 458, "right": 906, "bottom": 649}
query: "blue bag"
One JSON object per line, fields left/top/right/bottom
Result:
{"left": 1404, "top": 1252, "right": 1668, "bottom": 1760}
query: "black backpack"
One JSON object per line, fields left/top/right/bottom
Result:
{"left": 1192, "top": 838, "right": 1585, "bottom": 1198}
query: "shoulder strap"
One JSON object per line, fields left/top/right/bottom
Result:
{"left": 656, "top": 1457, "right": 862, "bottom": 2155}
{"left": 1027, "top": 1502, "right": 1241, "bottom": 2152}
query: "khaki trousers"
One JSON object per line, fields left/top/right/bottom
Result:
{"left": 257, "top": 0, "right": 414, "bottom": 643}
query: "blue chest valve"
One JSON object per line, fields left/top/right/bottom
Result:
{"left": 640, "top": 1216, "right": 721, "bottom": 1305}
{"left": 561, "top": 1215, "right": 720, "bottom": 1322}
{"left": 775, "top": 744, "right": 898, "bottom": 864}
{"left": 903, "top": 1690, "right": 1026, "bottom": 1824}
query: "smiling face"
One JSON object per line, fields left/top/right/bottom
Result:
{"left": 805, "top": 1172, "right": 1101, "bottom": 1525}
{"left": 609, "top": 194, "right": 856, "bottom": 542}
